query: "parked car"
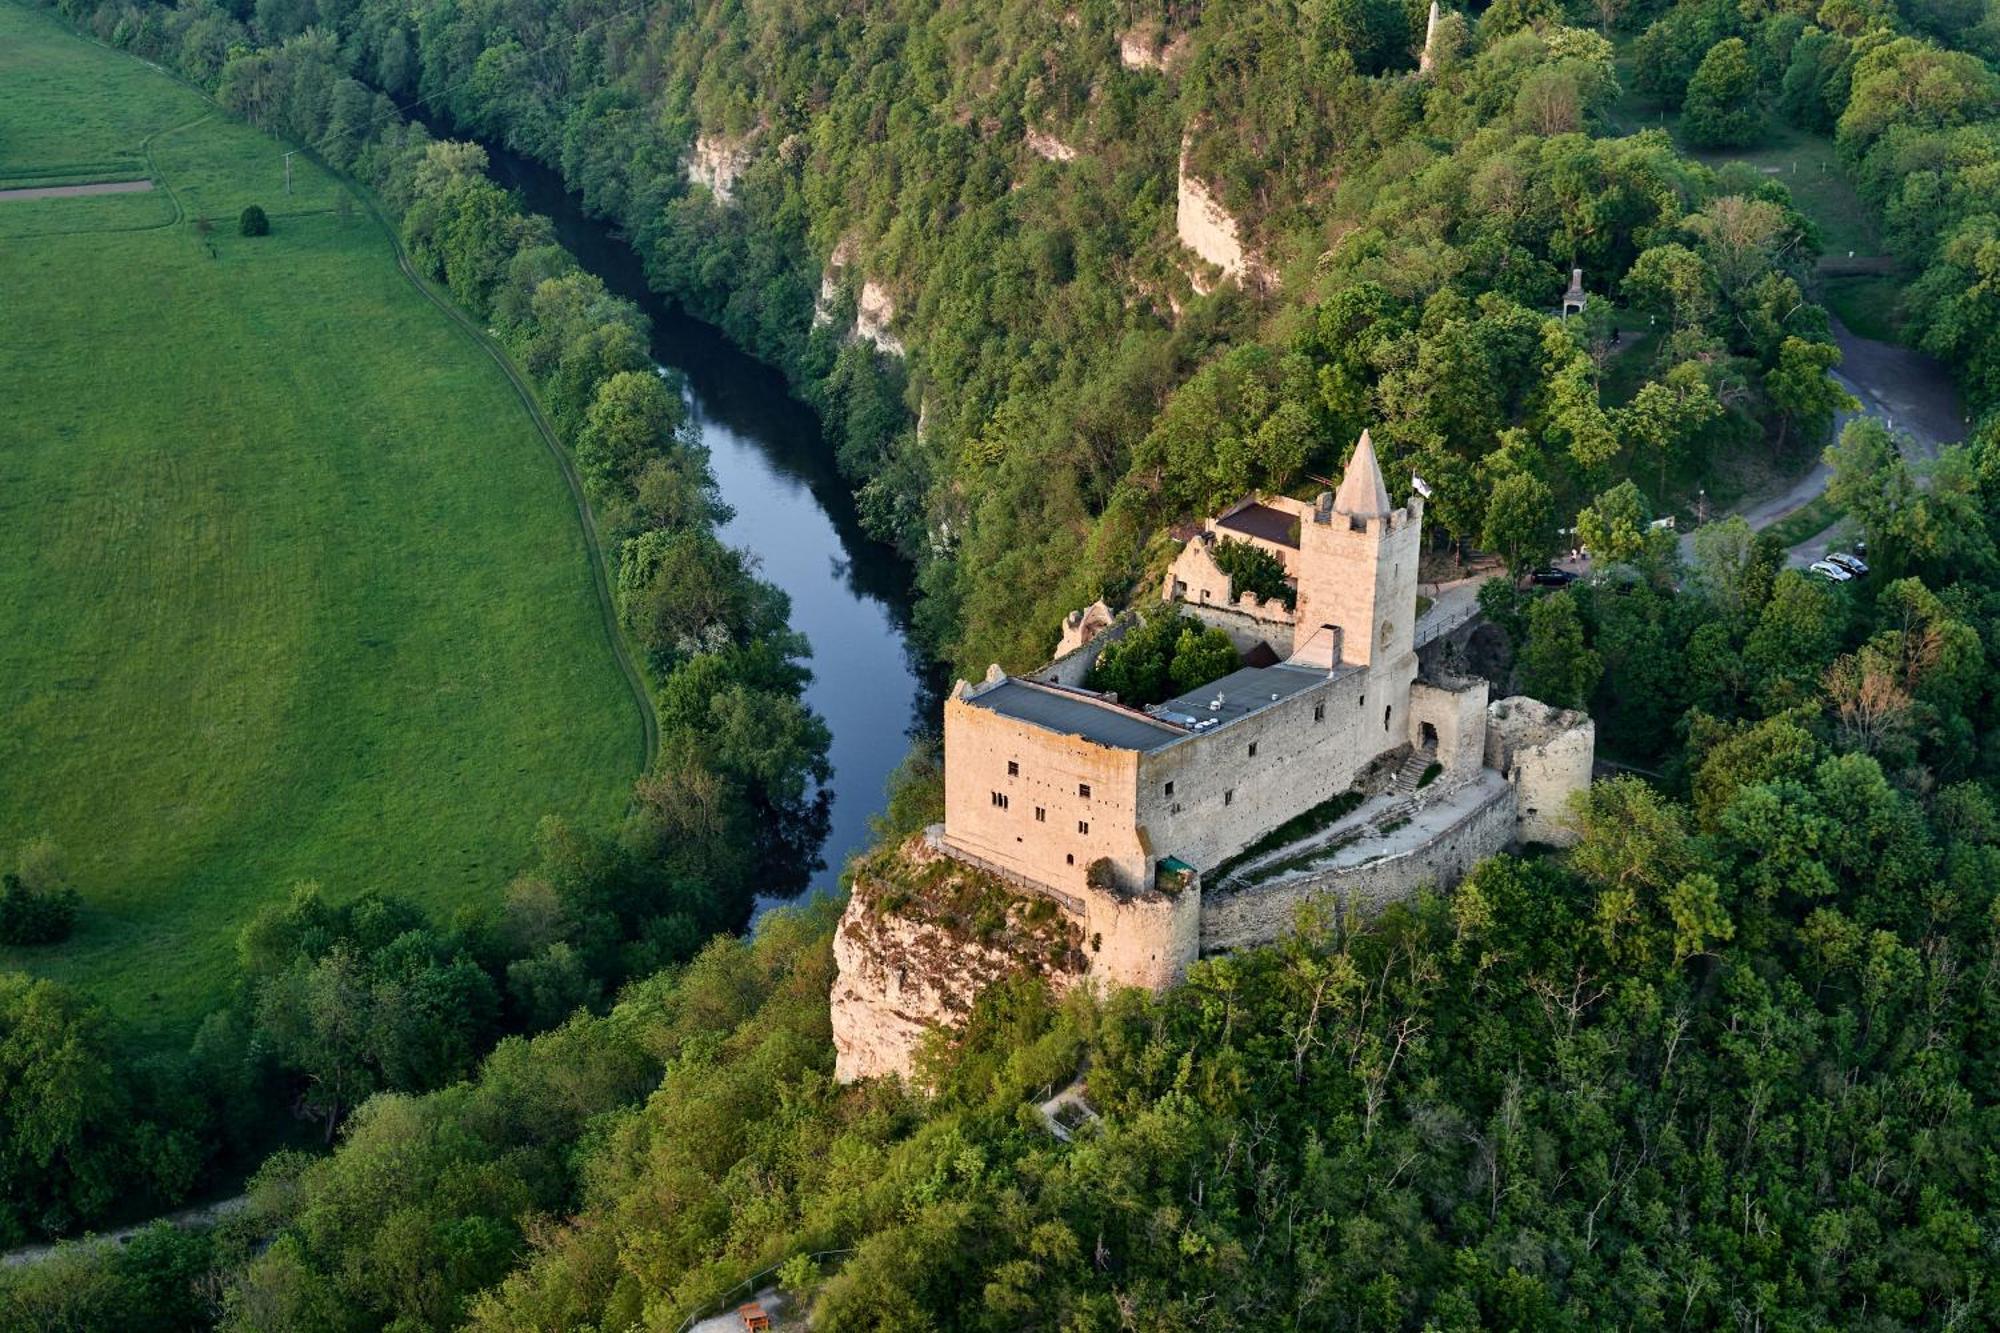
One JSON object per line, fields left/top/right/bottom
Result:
{"left": 1809, "top": 559, "right": 1853, "bottom": 582}
{"left": 1828, "top": 551, "right": 1869, "bottom": 575}
{"left": 1530, "top": 567, "right": 1577, "bottom": 587}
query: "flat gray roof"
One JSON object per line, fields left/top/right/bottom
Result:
{"left": 968, "top": 680, "right": 1188, "bottom": 751}
{"left": 967, "top": 664, "right": 1340, "bottom": 752}
{"left": 1150, "top": 664, "right": 1331, "bottom": 731}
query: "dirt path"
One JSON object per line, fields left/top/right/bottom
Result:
{"left": 0, "top": 178, "right": 153, "bottom": 201}
{"left": 0, "top": 1194, "right": 246, "bottom": 1269}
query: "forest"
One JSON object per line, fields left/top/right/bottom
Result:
{"left": 5, "top": 0, "right": 2000, "bottom": 1324}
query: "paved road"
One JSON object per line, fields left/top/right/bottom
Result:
{"left": 1678, "top": 318, "right": 1966, "bottom": 569}
{"left": 0, "top": 1195, "right": 246, "bottom": 1269}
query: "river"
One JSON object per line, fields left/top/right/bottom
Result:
{"left": 480, "top": 146, "right": 938, "bottom": 903}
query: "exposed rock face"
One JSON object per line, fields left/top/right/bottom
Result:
{"left": 1025, "top": 127, "right": 1078, "bottom": 162}
{"left": 813, "top": 238, "right": 904, "bottom": 356}
{"left": 1117, "top": 27, "right": 1163, "bottom": 70}
{"left": 685, "top": 132, "right": 751, "bottom": 203}
{"left": 1419, "top": 0, "right": 1443, "bottom": 75}
{"left": 831, "top": 838, "right": 1086, "bottom": 1083}
{"left": 1176, "top": 148, "right": 1249, "bottom": 285}
{"left": 855, "top": 279, "right": 904, "bottom": 356}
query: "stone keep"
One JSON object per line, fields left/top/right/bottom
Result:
{"left": 836, "top": 430, "right": 1599, "bottom": 1082}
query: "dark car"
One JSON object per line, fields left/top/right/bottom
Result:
{"left": 1530, "top": 567, "right": 1577, "bottom": 587}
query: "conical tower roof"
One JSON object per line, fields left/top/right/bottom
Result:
{"left": 1333, "top": 429, "right": 1392, "bottom": 519}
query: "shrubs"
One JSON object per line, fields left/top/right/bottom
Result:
{"left": 0, "top": 873, "right": 78, "bottom": 946}
{"left": 237, "top": 204, "right": 269, "bottom": 236}
{"left": 0, "top": 841, "right": 78, "bottom": 946}
{"left": 1085, "top": 610, "right": 1240, "bottom": 707}
{"left": 1210, "top": 537, "right": 1296, "bottom": 609}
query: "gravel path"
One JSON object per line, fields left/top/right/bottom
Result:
{"left": 0, "top": 178, "right": 153, "bottom": 201}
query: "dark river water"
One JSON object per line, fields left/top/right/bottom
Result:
{"left": 481, "top": 146, "right": 938, "bottom": 901}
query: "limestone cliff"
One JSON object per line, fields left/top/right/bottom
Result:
{"left": 1175, "top": 145, "right": 1251, "bottom": 289}
{"left": 831, "top": 837, "right": 1086, "bottom": 1083}
{"left": 685, "top": 132, "right": 751, "bottom": 203}
{"left": 812, "top": 238, "right": 904, "bottom": 356}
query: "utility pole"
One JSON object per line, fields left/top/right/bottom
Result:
{"left": 283, "top": 151, "right": 295, "bottom": 196}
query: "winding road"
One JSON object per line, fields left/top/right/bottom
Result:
{"left": 1678, "top": 318, "right": 1967, "bottom": 568}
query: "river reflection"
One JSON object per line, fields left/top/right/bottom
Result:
{"left": 480, "top": 145, "right": 939, "bottom": 903}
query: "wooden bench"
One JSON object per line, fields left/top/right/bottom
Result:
{"left": 738, "top": 1303, "right": 772, "bottom": 1333}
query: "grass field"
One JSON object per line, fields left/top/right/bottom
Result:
{"left": 0, "top": 2, "right": 644, "bottom": 1038}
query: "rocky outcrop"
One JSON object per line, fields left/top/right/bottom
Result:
{"left": 813, "top": 238, "right": 904, "bottom": 356}
{"left": 831, "top": 838, "right": 1086, "bottom": 1083}
{"left": 685, "top": 132, "right": 751, "bottom": 203}
{"left": 1025, "top": 127, "right": 1078, "bottom": 162}
{"left": 1176, "top": 146, "right": 1250, "bottom": 287}
{"left": 1118, "top": 27, "right": 1163, "bottom": 71}
{"left": 855, "top": 279, "right": 904, "bottom": 356}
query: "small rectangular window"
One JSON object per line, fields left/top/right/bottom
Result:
{"left": 1078, "top": 820, "right": 1089, "bottom": 835}
{"left": 1163, "top": 781, "right": 1175, "bottom": 798}
{"left": 990, "top": 791, "right": 1009, "bottom": 809}
{"left": 1078, "top": 783, "right": 1091, "bottom": 799}
{"left": 1359, "top": 694, "right": 1366, "bottom": 708}
{"left": 1034, "top": 806, "right": 1046, "bottom": 822}
{"left": 1247, "top": 742, "right": 1258, "bottom": 758}
{"left": 1313, "top": 703, "right": 1325, "bottom": 722}
{"left": 1224, "top": 789, "right": 1235, "bottom": 807}
{"left": 1007, "top": 760, "right": 1019, "bottom": 777}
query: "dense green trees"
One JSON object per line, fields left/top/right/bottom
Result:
{"left": 1084, "top": 610, "right": 1240, "bottom": 706}
{"left": 0, "top": 976, "right": 199, "bottom": 1244}
{"left": 1682, "top": 36, "right": 1763, "bottom": 145}
{"left": 1636, "top": 0, "right": 2000, "bottom": 418}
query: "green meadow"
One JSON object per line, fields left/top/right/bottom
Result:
{"left": 0, "top": 2, "right": 642, "bottom": 1038}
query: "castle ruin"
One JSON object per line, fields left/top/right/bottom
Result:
{"left": 832, "top": 432, "right": 1594, "bottom": 1081}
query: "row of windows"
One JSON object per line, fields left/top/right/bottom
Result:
{"left": 989, "top": 792, "right": 1090, "bottom": 834}
{"left": 1000, "top": 761, "right": 1093, "bottom": 799}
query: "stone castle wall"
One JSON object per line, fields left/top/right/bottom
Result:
{"left": 943, "top": 682, "right": 1152, "bottom": 894}
{"left": 1485, "top": 697, "right": 1595, "bottom": 846}
{"left": 1179, "top": 601, "right": 1296, "bottom": 658}
{"left": 1408, "top": 676, "right": 1489, "bottom": 777}
{"left": 1200, "top": 774, "right": 1516, "bottom": 953}
{"left": 1133, "top": 661, "right": 1412, "bottom": 875}
{"left": 1294, "top": 500, "right": 1423, "bottom": 671}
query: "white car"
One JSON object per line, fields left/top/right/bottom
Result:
{"left": 1809, "top": 559, "right": 1853, "bottom": 582}
{"left": 1827, "top": 551, "right": 1869, "bottom": 575}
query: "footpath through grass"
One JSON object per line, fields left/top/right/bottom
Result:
{"left": 0, "top": 2, "right": 643, "bottom": 1038}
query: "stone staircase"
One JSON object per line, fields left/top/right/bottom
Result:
{"left": 1390, "top": 744, "right": 1437, "bottom": 796}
